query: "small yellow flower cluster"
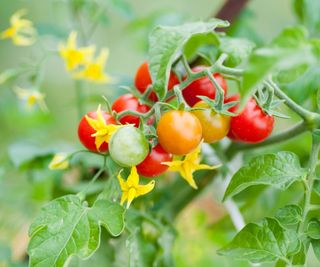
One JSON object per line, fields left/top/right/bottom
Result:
{"left": 0, "top": 9, "right": 36, "bottom": 46}
{"left": 14, "top": 87, "right": 48, "bottom": 112}
{"left": 59, "top": 31, "right": 112, "bottom": 83}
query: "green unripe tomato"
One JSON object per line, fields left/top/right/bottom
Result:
{"left": 109, "top": 126, "right": 149, "bottom": 167}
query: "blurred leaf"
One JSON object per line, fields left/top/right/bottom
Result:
{"left": 224, "top": 152, "right": 306, "bottom": 200}
{"left": 28, "top": 195, "right": 125, "bottom": 267}
{"left": 218, "top": 218, "right": 300, "bottom": 264}
{"left": 307, "top": 219, "right": 320, "bottom": 239}
{"left": 103, "top": 0, "right": 133, "bottom": 18}
{"left": 0, "top": 69, "right": 23, "bottom": 85}
{"left": 312, "top": 239, "right": 320, "bottom": 262}
{"left": 275, "top": 204, "right": 302, "bottom": 227}
{"left": 240, "top": 26, "right": 317, "bottom": 107}
{"left": 219, "top": 37, "right": 255, "bottom": 67}
{"left": 148, "top": 19, "right": 229, "bottom": 100}
{"left": 291, "top": 242, "right": 306, "bottom": 265}
{"left": 294, "top": 0, "right": 320, "bottom": 36}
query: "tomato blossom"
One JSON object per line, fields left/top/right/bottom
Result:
{"left": 85, "top": 105, "right": 123, "bottom": 150}
{"left": 14, "top": 87, "right": 48, "bottom": 112}
{"left": 117, "top": 166, "right": 155, "bottom": 208}
{"left": 0, "top": 9, "right": 36, "bottom": 46}
{"left": 49, "top": 153, "right": 69, "bottom": 170}
{"left": 59, "top": 31, "right": 95, "bottom": 71}
{"left": 73, "top": 49, "right": 112, "bottom": 83}
{"left": 162, "top": 145, "right": 220, "bottom": 189}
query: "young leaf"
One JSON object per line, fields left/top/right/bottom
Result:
{"left": 224, "top": 152, "right": 306, "bottom": 200}
{"left": 307, "top": 219, "right": 320, "bottom": 239}
{"left": 148, "top": 19, "right": 229, "bottom": 100}
{"left": 312, "top": 239, "right": 320, "bottom": 262}
{"left": 240, "top": 26, "right": 317, "bottom": 108}
{"left": 28, "top": 195, "right": 125, "bottom": 267}
{"left": 291, "top": 242, "right": 306, "bottom": 265}
{"left": 275, "top": 205, "right": 302, "bottom": 227}
{"left": 218, "top": 218, "right": 300, "bottom": 264}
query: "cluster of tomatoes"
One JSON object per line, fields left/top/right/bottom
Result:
{"left": 77, "top": 62, "right": 275, "bottom": 177}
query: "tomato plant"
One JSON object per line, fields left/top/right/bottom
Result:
{"left": 2, "top": 1, "right": 320, "bottom": 267}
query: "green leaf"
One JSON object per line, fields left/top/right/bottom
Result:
{"left": 240, "top": 26, "right": 317, "bottom": 107}
{"left": 224, "top": 152, "right": 306, "bottom": 200}
{"left": 219, "top": 37, "right": 255, "bottom": 67}
{"left": 307, "top": 219, "right": 320, "bottom": 239}
{"left": 275, "top": 205, "right": 302, "bottom": 227}
{"left": 312, "top": 239, "right": 320, "bottom": 262}
{"left": 218, "top": 218, "right": 300, "bottom": 264}
{"left": 291, "top": 242, "right": 306, "bottom": 265}
{"left": 294, "top": 0, "right": 320, "bottom": 35}
{"left": 148, "top": 19, "right": 229, "bottom": 100}
{"left": 28, "top": 195, "right": 125, "bottom": 267}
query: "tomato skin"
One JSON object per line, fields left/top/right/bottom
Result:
{"left": 182, "top": 66, "right": 228, "bottom": 107}
{"left": 112, "top": 94, "right": 150, "bottom": 127}
{"left": 109, "top": 126, "right": 149, "bottom": 167}
{"left": 78, "top": 111, "right": 116, "bottom": 152}
{"left": 192, "top": 101, "right": 230, "bottom": 143}
{"left": 156, "top": 110, "right": 202, "bottom": 155}
{"left": 134, "top": 61, "right": 179, "bottom": 101}
{"left": 229, "top": 97, "right": 274, "bottom": 143}
{"left": 136, "top": 144, "right": 172, "bottom": 177}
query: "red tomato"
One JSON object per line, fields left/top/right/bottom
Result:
{"left": 136, "top": 144, "right": 173, "bottom": 177}
{"left": 134, "top": 61, "right": 179, "bottom": 101}
{"left": 229, "top": 97, "right": 274, "bottom": 143}
{"left": 78, "top": 111, "right": 116, "bottom": 152}
{"left": 182, "top": 66, "right": 228, "bottom": 107}
{"left": 112, "top": 94, "right": 151, "bottom": 127}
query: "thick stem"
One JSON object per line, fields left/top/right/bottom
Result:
{"left": 226, "top": 122, "right": 307, "bottom": 158}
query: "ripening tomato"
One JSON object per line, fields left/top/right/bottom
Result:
{"left": 134, "top": 61, "right": 179, "bottom": 101}
{"left": 136, "top": 144, "right": 172, "bottom": 177}
{"left": 112, "top": 94, "right": 151, "bottom": 127}
{"left": 157, "top": 110, "right": 202, "bottom": 155}
{"left": 229, "top": 97, "right": 274, "bottom": 143}
{"left": 109, "top": 126, "right": 149, "bottom": 167}
{"left": 182, "top": 66, "right": 228, "bottom": 107}
{"left": 78, "top": 111, "right": 116, "bottom": 152}
{"left": 192, "top": 101, "right": 230, "bottom": 143}
{"left": 224, "top": 94, "right": 240, "bottom": 141}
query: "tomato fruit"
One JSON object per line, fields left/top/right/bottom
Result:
{"left": 109, "top": 126, "right": 149, "bottom": 167}
{"left": 182, "top": 66, "right": 227, "bottom": 107}
{"left": 192, "top": 101, "right": 230, "bottom": 143}
{"left": 136, "top": 144, "right": 172, "bottom": 177}
{"left": 134, "top": 61, "right": 179, "bottom": 101}
{"left": 229, "top": 97, "right": 274, "bottom": 143}
{"left": 157, "top": 110, "right": 202, "bottom": 155}
{"left": 112, "top": 93, "right": 150, "bottom": 127}
{"left": 78, "top": 111, "right": 116, "bottom": 152}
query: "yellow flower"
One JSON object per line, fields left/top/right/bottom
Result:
{"left": 14, "top": 87, "right": 48, "bottom": 112}
{"left": 162, "top": 145, "right": 221, "bottom": 189}
{"left": 1, "top": 9, "right": 36, "bottom": 46}
{"left": 85, "top": 104, "right": 123, "bottom": 151}
{"left": 73, "top": 49, "right": 112, "bottom": 83}
{"left": 59, "top": 31, "right": 95, "bottom": 71}
{"left": 49, "top": 153, "right": 69, "bottom": 170}
{"left": 118, "top": 166, "right": 155, "bottom": 208}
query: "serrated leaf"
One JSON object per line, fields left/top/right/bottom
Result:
{"left": 275, "top": 205, "right": 302, "bottom": 227}
{"left": 224, "top": 152, "right": 306, "bottom": 200}
{"left": 307, "top": 219, "right": 320, "bottom": 239}
{"left": 220, "top": 37, "right": 255, "bottom": 67}
{"left": 148, "top": 19, "right": 229, "bottom": 100}
{"left": 240, "top": 26, "right": 317, "bottom": 108}
{"left": 218, "top": 218, "right": 300, "bottom": 264}
{"left": 28, "top": 195, "right": 125, "bottom": 267}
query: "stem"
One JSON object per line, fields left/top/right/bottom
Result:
{"left": 298, "top": 132, "right": 320, "bottom": 234}
{"left": 226, "top": 122, "right": 307, "bottom": 158}
{"left": 181, "top": 55, "right": 192, "bottom": 76}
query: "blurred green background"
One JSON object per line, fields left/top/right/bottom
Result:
{"left": 0, "top": 0, "right": 312, "bottom": 267}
